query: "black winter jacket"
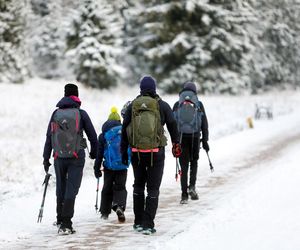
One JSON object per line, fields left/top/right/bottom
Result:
{"left": 121, "top": 92, "right": 179, "bottom": 155}
{"left": 173, "top": 95, "right": 209, "bottom": 142}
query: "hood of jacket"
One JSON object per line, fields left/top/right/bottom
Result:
{"left": 56, "top": 96, "right": 81, "bottom": 109}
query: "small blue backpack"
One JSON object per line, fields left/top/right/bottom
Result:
{"left": 104, "top": 125, "right": 130, "bottom": 170}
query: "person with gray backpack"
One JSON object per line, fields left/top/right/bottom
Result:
{"left": 43, "top": 83, "right": 97, "bottom": 235}
{"left": 173, "top": 82, "right": 209, "bottom": 204}
{"left": 121, "top": 76, "right": 180, "bottom": 235}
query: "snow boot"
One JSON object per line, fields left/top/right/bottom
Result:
{"left": 101, "top": 214, "right": 109, "bottom": 220}
{"left": 133, "top": 224, "right": 143, "bottom": 232}
{"left": 58, "top": 225, "right": 76, "bottom": 235}
{"left": 142, "top": 228, "right": 156, "bottom": 235}
{"left": 180, "top": 192, "right": 188, "bottom": 204}
{"left": 116, "top": 207, "right": 126, "bottom": 223}
{"left": 189, "top": 186, "right": 199, "bottom": 200}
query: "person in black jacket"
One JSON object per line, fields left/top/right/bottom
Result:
{"left": 173, "top": 82, "right": 209, "bottom": 204}
{"left": 94, "top": 107, "right": 128, "bottom": 223}
{"left": 43, "top": 83, "right": 97, "bottom": 234}
{"left": 121, "top": 76, "right": 180, "bottom": 235}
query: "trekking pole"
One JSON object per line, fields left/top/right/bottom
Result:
{"left": 175, "top": 158, "right": 182, "bottom": 181}
{"left": 95, "top": 177, "right": 100, "bottom": 213}
{"left": 37, "top": 173, "right": 52, "bottom": 223}
{"left": 206, "top": 151, "right": 214, "bottom": 173}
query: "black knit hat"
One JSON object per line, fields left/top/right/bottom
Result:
{"left": 64, "top": 83, "right": 79, "bottom": 97}
{"left": 183, "top": 82, "right": 196, "bottom": 93}
{"left": 140, "top": 75, "right": 156, "bottom": 93}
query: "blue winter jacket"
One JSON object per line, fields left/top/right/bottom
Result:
{"left": 43, "top": 96, "right": 98, "bottom": 160}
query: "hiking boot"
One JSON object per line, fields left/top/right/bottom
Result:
{"left": 142, "top": 228, "right": 156, "bottom": 235}
{"left": 101, "top": 214, "right": 109, "bottom": 220}
{"left": 189, "top": 186, "right": 199, "bottom": 200}
{"left": 116, "top": 207, "right": 126, "bottom": 223}
{"left": 133, "top": 224, "right": 143, "bottom": 232}
{"left": 53, "top": 221, "right": 62, "bottom": 227}
{"left": 180, "top": 192, "right": 188, "bottom": 204}
{"left": 58, "top": 225, "right": 76, "bottom": 235}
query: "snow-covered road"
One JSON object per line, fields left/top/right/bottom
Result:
{"left": 2, "top": 107, "right": 300, "bottom": 250}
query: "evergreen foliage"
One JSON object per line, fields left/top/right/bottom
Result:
{"left": 29, "top": 0, "right": 65, "bottom": 78}
{"left": 0, "top": 0, "right": 29, "bottom": 83}
{"left": 65, "top": 0, "right": 124, "bottom": 89}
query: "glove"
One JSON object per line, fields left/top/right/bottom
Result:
{"left": 43, "top": 159, "right": 51, "bottom": 173}
{"left": 122, "top": 152, "right": 128, "bottom": 165}
{"left": 94, "top": 167, "right": 102, "bottom": 179}
{"left": 89, "top": 151, "right": 96, "bottom": 160}
{"left": 172, "top": 143, "right": 182, "bottom": 158}
{"left": 202, "top": 141, "right": 210, "bottom": 152}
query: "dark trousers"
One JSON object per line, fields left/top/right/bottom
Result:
{"left": 100, "top": 169, "right": 128, "bottom": 215}
{"left": 54, "top": 157, "right": 85, "bottom": 227}
{"left": 179, "top": 135, "right": 200, "bottom": 194}
{"left": 131, "top": 148, "right": 165, "bottom": 229}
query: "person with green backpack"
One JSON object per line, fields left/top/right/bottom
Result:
{"left": 121, "top": 75, "right": 180, "bottom": 235}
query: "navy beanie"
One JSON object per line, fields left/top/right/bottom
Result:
{"left": 64, "top": 83, "right": 79, "bottom": 97}
{"left": 140, "top": 75, "right": 156, "bottom": 93}
{"left": 183, "top": 82, "right": 197, "bottom": 93}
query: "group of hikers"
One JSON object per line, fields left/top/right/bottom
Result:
{"left": 42, "top": 76, "right": 210, "bottom": 235}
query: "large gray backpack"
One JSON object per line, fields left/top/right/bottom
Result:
{"left": 51, "top": 108, "right": 82, "bottom": 159}
{"left": 174, "top": 90, "right": 202, "bottom": 134}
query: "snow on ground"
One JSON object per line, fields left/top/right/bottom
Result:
{"left": 0, "top": 79, "right": 300, "bottom": 249}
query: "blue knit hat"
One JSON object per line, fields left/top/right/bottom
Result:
{"left": 183, "top": 82, "right": 197, "bottom": 93}
{"left": 140, "top": 75, "right": 156, "bottom": 93}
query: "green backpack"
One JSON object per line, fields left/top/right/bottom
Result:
{"left": 127, "top": 96, "right": 167, "bottom": 150}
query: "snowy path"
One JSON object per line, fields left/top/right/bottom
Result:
{"left": 2, "top": 110, "right": 300, "bottom": 250}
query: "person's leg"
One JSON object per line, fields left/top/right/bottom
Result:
{"left": 189, "top": 136, "right": 200, "bottom": 200}
{"left": 100, "top": 169, "right": 114, "bottom": 217}
{"left": 132, "top": 153, "right": 147, "bottom": 226}
{"left": 179, "top": 136, "right": 191, "bottom": 199}
{"left": 143, "top": 149, "right": 165, "bottom": 230}
{"left": 61, "top": 158, "right": 85, "bottom": 230}
{"left": 112, "top": 169, "right": 128, "bottom": 222}
{"left": 54, "top": 159, "right": 67, "bottom": 225}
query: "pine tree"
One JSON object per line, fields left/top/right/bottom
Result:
{"left": 249, "top": 0, "right": 300, "bottom": 92}
{"left": 0, "top": 0, "right": 29, "bottom": 83}
{"left": 127, "top": 0, "right": 256, "bottom": 94}
{"left": 65, "top": 0, "right": 123, "bottom": 89}
{"left": 29, "top": 0, "right": 65, "bottom": 78}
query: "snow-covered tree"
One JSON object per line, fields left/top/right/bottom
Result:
{"left": 65, "top": 0, "right": 124, "bottom": 89}
{"left": 0, "top": 0, "right": 29, "bottom": 83}
{"left": 28, "top": 0, "right": 65, "bottom": 79}
{"left": 248, "top": 0, "right": 300, "bottom": 93}
{"left": 126, "top": 0, "right": 256, "bottom": 94}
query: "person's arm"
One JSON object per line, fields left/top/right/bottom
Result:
{"left": 43, "top": 112, "right": 55, "bottom": 160}
{"left": 199, "top": 102, "right": 209, "bottom": 142}
{"left": 80, "top": 110, "right": 98, "bottom": 159}
{"left": 161, "top": 101, "right": 179, "bottom": 144}
{"left": 121, "top": 103, "right": 132, "bottom": 155}
{"left": 94, "top": 134, "right": 104, "bottom": 168}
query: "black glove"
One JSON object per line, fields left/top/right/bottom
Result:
{"left": 94, "top": 167, "right": 102, "bottom": 178}
{"left": 43, "top": 159, "right": 51, "bottom": 173}
{"left": 122, "top": 152, "right": 128, "bottom": 165}
{"left": 172, "top": 143, "right": 182, "bottom": 158}
{"left": 89, "top": 151, "right": 96, "bottom": 160}
{"left": 202, "top": 141, "right": 210, "bottom": 152}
